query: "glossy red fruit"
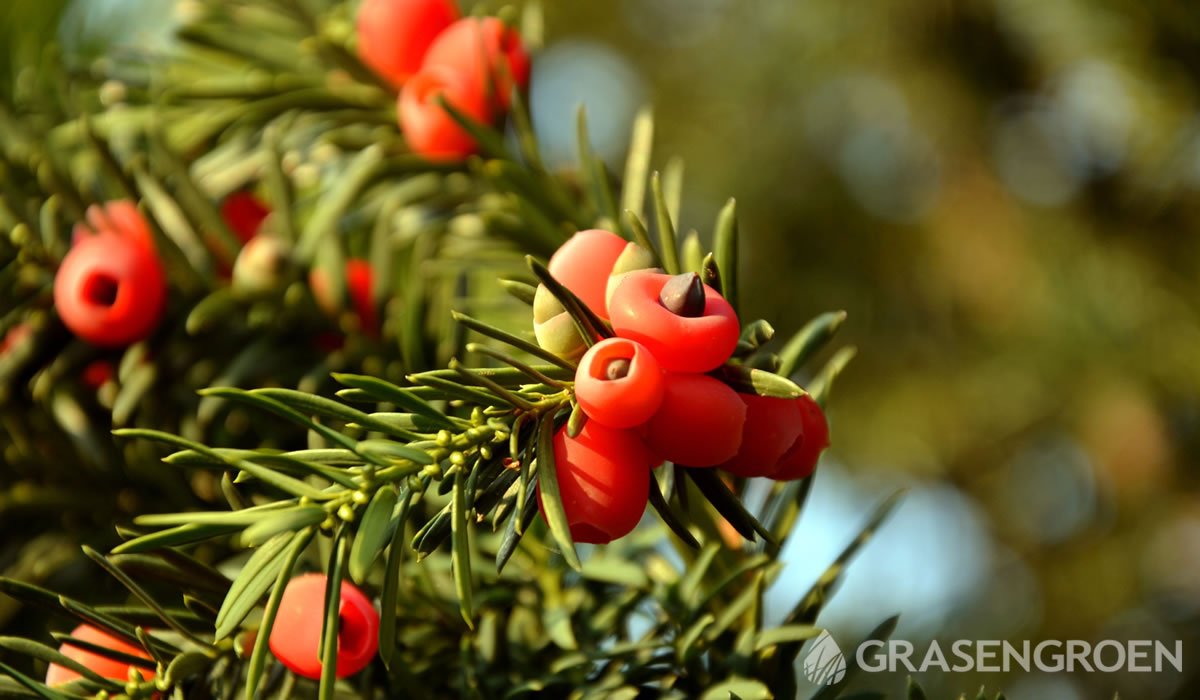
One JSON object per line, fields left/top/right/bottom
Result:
{"left": 400, "top": 63, "right": 492, "bottom": 160}
{"left": 547, "top": 229, "right": 628, "bottom": 320}
{"left": 774, "top": 395, "right": 830, "bottom": 481}
{"left": 269, "top": 573, "right": 380, "bottom": 680}
{"left": 538, "top": 422, "right": 653, "bottom": 544}
{"left": 346, "top": 259, "right": 379, "bottom": 334}
{"left": 718, "top": 394, "right": 803, "bottom": 478}
{"left": 45, "top": 624, "right": 155, "bottom": 687}
{"left": 608, "top": 271, "right": 740, "bottom": 373}
{"left": 574, "top": 337, "right": 664, "bottom": 429}
{"left": 356, "top": 0, "right": 458, "bottom": 87}
{"left": 309, "top": 259, "right": 379, "bottom": 335}
{"left": 643, "top": 373, "right": 746, "bottom": 467}
{"left": 73, "top": 200, "right": 154, "bottom": 251}
{"left": 54, "top": 233, "right": 167, "bottom": 347}
{"left": 81, "top": 359, "right": 115, "bottom": 390}
{"left": 421, "top": 17, "right": 530, "bottom": 111}
{"left": 221, "top": 191, "right": 270, "bottom": 243}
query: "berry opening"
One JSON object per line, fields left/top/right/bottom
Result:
{"left": 585, "top": 340, "right": 638, "bottom": 382}
{"left": 82, "top": 273, "right": 120, "bottom": 307}
{"left": 604, "top": 358, "right": 631, "bottom": 380}
{"left": 410, "top": 73, "right": 449, "bottom": 106}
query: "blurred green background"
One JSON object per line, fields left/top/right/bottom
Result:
{"left": 6, "top": 1, "right": 1200, "bottom": 698}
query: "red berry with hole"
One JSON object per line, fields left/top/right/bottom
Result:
{"left": 774, "top": 395, "right": 830, "bottom": 481}
{"left": 269, "top": 573, "right": 379, "bottom": 680}
{"left": 221, "top": 191, "right": 270, "bottom": 243}
{"left": 400, "top": 64, "right": 492, "bottom": 160}
{"left": 421, "top": 17, "right": 529, "bottom": 111}
{"left": 45, "top": 624, "right": 155, "bottom": 686}
{"left": 643, "top": 373, "right": 746, "bottom": 467}
{"left": 538, "top": 422, "right": 653, "bottom": 544}
{"left": 547, "top": 229, "right": 628, "bottom": 320}
{"left": 718, "top": 394, "right": 803, "bottom": 478}
{"left": 54, "top": 232, "right": 166, "bottom": 347}
{"left": 574, "top": 337, "right": 664, "bottom": 429}
{"left": 356, "top": 0, "right": 458, "bottom": 87}
{"left": 608, "top": 271, "right": 739, "bottom": 373}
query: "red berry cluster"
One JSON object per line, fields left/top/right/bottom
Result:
{"left": 356, "top": 0, "right": 531, "bottom": 160}
{"left": 535, "top": 230, "right": 831, "bottom": 544}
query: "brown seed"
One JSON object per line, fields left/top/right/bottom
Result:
{"left": 605, "top": 357, "right": 632, "bottom": 380}
{"left": 658, "top": 272, "right": 706, "bottom": 318}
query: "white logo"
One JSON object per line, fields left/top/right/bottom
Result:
{"left": 803, "top": 630, "right": 848, "bottom": 686}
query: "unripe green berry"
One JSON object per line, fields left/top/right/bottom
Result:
{"left": 606, "top": 241, "right": 661, "bottom": 308}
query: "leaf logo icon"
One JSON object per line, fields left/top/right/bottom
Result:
{"left": 802, "top": 630, "right": 847, "bottom": 686}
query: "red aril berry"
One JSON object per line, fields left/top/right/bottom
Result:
{"left": 269, "top": 573, "right": 380, "bottom": 680}
{"left": 45, "top": 624, "right": 155, "bottom": 687}
{"left": 356, "top": 0, "right": 458, "bottom": 87}
{"left": 538, "top": 422, "right": 653, "bottom": 544}
{"left": 54, "top": 233, "right": 167, "bottom": 347}
{"left": 309, "top": 259, "right": 379, "bottom": 335}
{"left": 718, "top": 394, "right": 803, "bottom": 478}
{"left": 547, "top": 229, "right": 628, "bottom": 320}
{"left": 421, "top": 17, "right": 530, "bottom": 111}
{"left": 221, "top": 191, "right": 270, "bottom": 243}
{"left": 609, "top": 271, "right": 739, "bottom": 373}
{"left": 400, "top": 64, "right": 492, "bottom": 161}
{"left": 346, "top": 259, "right": 379, "bottom": 335}
{"left": 643, "top": 373, "right": 746, "bottom": 467}
{"left": 74, "top": 200, "right": 154, "bottom": 252}
{"left": 574, "top": 337, "right": 664, "bottom": 429}
{"left": 81, "top": 359, "right": 115, "bottom": 390}
{"left": 774, "top": 395, "right": 830, "bottom": 481}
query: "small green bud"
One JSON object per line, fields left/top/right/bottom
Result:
{"left": 449, "top": 451, "right": 466, "bottom": 466}
{"left": 436, "top": 429, "right": 453, "bottom": 446}
{"left": 232, "top": 234, "right": 292, "bottom": 298}
{"left": 337, "top": 503, "right": 356, "bottom": 522}
{"left": 533, "top": 311, "right": 586, "bottom": 360}
{"left": 532, "top": 283, "right": 566, "bottom": 324}
{"left": 606, "top": 241, "right": 661, "bottom": 308}
{"left": 352, "top": 490, "right": 369, "bottom": 505}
